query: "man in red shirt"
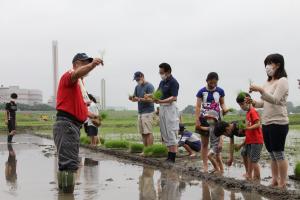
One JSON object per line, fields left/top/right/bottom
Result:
{"left": 236, "top": 92, "right": 263, "bottom": 181}
{"left": 53, "top": 53, "right": 102, "bottom": 193}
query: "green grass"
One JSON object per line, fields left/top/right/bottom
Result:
{"left": 143, "top": 144, "right": 168, "bottom": 157}
{"left": 80, "top": 134, "right": 90, "bottom": 145}
{"left": 129, "top": 143, "right": 144, "bottom": 153}
{"left": 104, "top": 140, "right": 130, "bottom": 149}
{"left": 0, "top": 110, "right": 299, "bottom": 136}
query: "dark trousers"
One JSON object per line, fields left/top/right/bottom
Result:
{"left": 53, "top": 117, "right": 81, "bottom": 171}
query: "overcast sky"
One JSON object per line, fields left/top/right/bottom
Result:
{"left": 0, "top": 0, "right": 299, "bottom": 110}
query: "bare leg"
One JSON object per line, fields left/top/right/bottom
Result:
{"left": 201, "top": 135, "right": 209, "bottom": 172}
{"left": 252, "top": 163, "right": 261, "bottom": 180}
{"left": 271, "top": 160, "right": 279, "bottom": 186}
{"left": 242, "top": 156, "right": 248, "bottom": 177}
{"left": 278, "top": 159, "right": 288, "bottom": 188}
{"left": 146, "top": 133, "right": 154, "bottom": 146}
{"left": 216, "top": 154, "right": 224, "bottom": 173}
{"left": 183, "top": 144, "right": 193, "bottom": 156}
{"left": 246, "top": 157, "right": 253, "bottom": 180}
{"left": 208, "top": 153, "right": 219, "bottom": 172}
{"left": 142, "top": 135, "right": 147, "bottom": 146}
{"left": 168, "top": 145, "right": 178, "bottom": 153}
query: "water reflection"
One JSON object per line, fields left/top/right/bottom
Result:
{"left": 83, "top": 157, "right": 100, "bottom": 200}
{"left": 5, "top": 144, "right": 17, "bottom": 192}
{"left": 158, "top": 169, "right": 186, "bottom": 200}
{"left": 139, "top": 167, "right": 156, "bottom": 200}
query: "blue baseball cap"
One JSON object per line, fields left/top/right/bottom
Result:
{"left": 133, "top": 71, "right": 144, "bottom": 81}
{"left": 72, "top": 53, "right": 93, "bottom": 64}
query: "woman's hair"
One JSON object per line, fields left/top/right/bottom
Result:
{"left": 264, "top": 53, "right": 287, "bottom": 81}
{"left": 206, "top": 72, "right": 219, "bottom": 81}
{"left": 88, "top": 94, "right": 97, "bottom": 103}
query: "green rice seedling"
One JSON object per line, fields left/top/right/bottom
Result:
{"left": 152, "top": 89, "right": 163, "bottom": 100}
{"left": 144, "top": 144, "right": 168, "bottom": 157}
{"left": 129, "top": 143, "right": 144, "bottom": 153}
{"left": 100, "top": 113, "right": 108, "bottom": 120}
{"left": 104, "top": 140, "right": 130, "bottom": 149}
{"left": 237, "top": 120, "right": 246, "bottom": 130}
{"left": 237, "top": 91, "right": 247, "bottom": 101}
{"left": 295, "top": 162, "right": 300, "bottom": 178}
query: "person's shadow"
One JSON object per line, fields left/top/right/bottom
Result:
{"left": 5, "top": 144, "right": 17, "bottom": 191}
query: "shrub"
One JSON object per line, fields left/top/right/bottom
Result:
{"left": 80, "top": 134, "right": 90, "bottom": 145}
{"left": 104, "top": 140, "right": 129, "bottom": 149}
{"left": 99, "top": 137, "right": 106, "bottom": 145}
{"left": 295, "top": 162, "right": 300, "bottom": 178}
{"left": 144, "top": 144, "right": 168, "bottom": 157}
{"left": 130, "top": 143, "right": 144, "bottom": 153}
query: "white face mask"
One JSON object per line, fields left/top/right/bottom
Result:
{"left": 160, "top": 74, "right": 167, "bottom": 80}
{"left": 207, "top": 119, "right": 216, "bottom": 126}
{"left": 266, "top": 65, "right": 275, "bottom": 77}
{"left": 138, "top": 80, "right": 143, "bottom": 85}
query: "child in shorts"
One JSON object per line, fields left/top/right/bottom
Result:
{"left": 200, "top": 110, "right": 224, "bottom": 174}
{"left": 236, "top": 92, "right": 264, "bottom": 180}
{"left": 178, "top": 124, "right": 201, "bottom": 158}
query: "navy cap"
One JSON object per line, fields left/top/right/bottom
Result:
{"left": 72, "top": 53, "right": 93, "bottom": 64}
{"left": 133, "top": 71, "right": 144, "bottom": 81}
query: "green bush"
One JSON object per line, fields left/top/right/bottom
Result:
{"left": 80, "top": 134, "right": 90, "bottom": 145}
{"left": 130, "top": 143, "right": 144, "bottom": 153}
{"left": 144, "top": 144, "right": 168, "bottom": 157}
{"left": 295, "top": 162, "right": 300, "bottom": 178}
{"left": 104, "top": 140, "right": 130, "bottom": 149}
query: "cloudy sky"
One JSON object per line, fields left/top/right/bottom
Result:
{"left": 0, "top": 0, "right": 299, "bottom": 110}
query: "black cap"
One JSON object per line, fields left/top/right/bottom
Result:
{"left": 133, "top": 71, "right": 144, "bottom": 81}
{"left": 72, "top": 53, "right": 93, "bottom": 64}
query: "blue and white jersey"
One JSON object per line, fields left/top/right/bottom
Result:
{"left": 196, "top": 87, "right": 225, "bottom": 118}
{"left": 178, "top": 130, "right": 201, "bottom": 146}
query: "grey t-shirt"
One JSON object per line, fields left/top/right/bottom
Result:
{"left": 134, "top": 82, "right": 155, "bottom": 114}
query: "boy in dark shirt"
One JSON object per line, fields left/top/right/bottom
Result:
{"left": 214, "top": 121, "right": 248, "bottom": 176}
{"left": 5, "top": 93, "right": 18, "bottom": 143}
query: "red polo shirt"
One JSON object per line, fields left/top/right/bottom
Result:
{"left": 245, "top": 107, "right": 264, "bottom": 144}
{"left": 56, "top": 70, "right": 88, "bottom": 123}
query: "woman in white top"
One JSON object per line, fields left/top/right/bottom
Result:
{"left": 87, "top": 94, "right": 100, "bottom": 146}
{"left": 249, "top": 53, "right": 289, "bottom": 188}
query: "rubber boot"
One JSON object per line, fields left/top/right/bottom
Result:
{"left": 61, "top": 171, "right": 76, "bottom": 193}
{"left": 57, "top": 171, "right": 63, "bottom": 190}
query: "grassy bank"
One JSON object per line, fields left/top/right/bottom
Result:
{"left": 0, "top": 110, "right": 299, "bottom": 136}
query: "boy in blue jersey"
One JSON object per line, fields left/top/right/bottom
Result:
{"left": 178, "top": 124, "right": 201, "bottom": 158}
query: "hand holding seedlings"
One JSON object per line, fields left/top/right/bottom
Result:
{"left": 91, "top": 58, "right": 103, "bottom": 66}
{"left": 249, "top": 79, "right": 253, "bottom": 93}
{"left": 249, "top": 84, "right": 264, "bottom": 94}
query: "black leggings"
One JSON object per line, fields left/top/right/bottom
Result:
{"left": 262, "top": 124, "right": 289, "bottom": 152}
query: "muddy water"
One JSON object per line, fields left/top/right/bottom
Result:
{"left": 0, "top": 134, "right": 270, "bottom": 200}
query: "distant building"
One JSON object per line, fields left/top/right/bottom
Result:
{"left": 101, "top": 79, "right": 106, "bottom": 110}
{"left": 0, "top": 85, "right": 43, "bottom": 105}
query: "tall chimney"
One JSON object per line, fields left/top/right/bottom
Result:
{"left": 101, "top": 79, "right": 106, "bottom": 110}
{"left": 52, "top": 40, "right": 58, "bottom": 105}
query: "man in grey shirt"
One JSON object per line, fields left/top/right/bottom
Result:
{"left": 129, "top": 71, "right": 155, "bottom": 146}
